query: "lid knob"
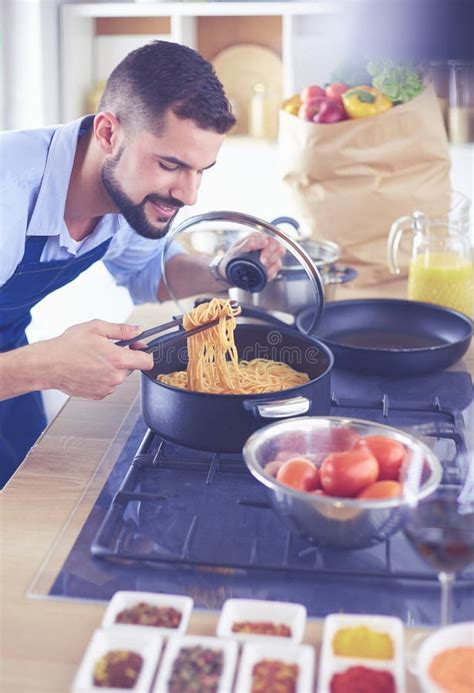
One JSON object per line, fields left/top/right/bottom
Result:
{"left": 225, "top": 250, "right": 268, "bottom": 293}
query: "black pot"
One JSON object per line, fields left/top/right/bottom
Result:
{"left": 141, "top": 323, "right": 334, "bottom": 452}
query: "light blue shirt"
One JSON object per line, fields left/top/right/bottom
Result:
{"left": 0, "top": 116, "right": 183, "bottom": 303}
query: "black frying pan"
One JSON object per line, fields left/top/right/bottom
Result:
{"left": 296, "top": 299, "right": 473, "bottom": 376}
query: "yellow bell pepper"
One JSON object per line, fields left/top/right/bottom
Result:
{"left": 342, "top": 86, "right": 393, "bottom": 118}
{"left": 282, "top": 93, "right": 302, "bottom": 117}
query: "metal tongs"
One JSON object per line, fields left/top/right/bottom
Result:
{"left": 116, "top": 300, "right": 240, "bottom": 353}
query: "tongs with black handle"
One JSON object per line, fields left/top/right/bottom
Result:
{"left": 115, "top": 300, "right": 240, "bottom": 353}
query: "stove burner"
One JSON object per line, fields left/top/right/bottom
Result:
{"left": 39, "top": 368, "right": 472, "bottom": 624}
{"left": 91, "top": 394, "right": 472, "bottom": 586}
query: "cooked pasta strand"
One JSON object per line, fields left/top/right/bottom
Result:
{"left": 158, "top": 298, "right": 309, "bottom": 394}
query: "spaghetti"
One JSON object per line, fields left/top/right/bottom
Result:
{"left": 157, "top": 298, "right": 309, "bottom": 394}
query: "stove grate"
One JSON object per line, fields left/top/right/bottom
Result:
{"left": 91, "top": 394, "right": 473, "bottom": 586}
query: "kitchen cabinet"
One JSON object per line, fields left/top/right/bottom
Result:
{"left": 59, "top": 1, "right": 343, "bottom": 122}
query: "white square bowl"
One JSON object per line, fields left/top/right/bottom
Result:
{"left": 416, "top": 621, "right": 474, "bottom": 692}
{"left": 317, "top": 613, "right": 405, "bottom": 693}
{"left": 216, "top": 598, "right": 306, "bottom": 644}
{"left": 234, "top": 640, "right": 315, "bottom": 693}
{"left": 72, "top": 627, "right": 163, "bottom": 692}
{"left": 101, "top": 591, "right": 193, "bottom": 637}
{"left": 152, "top": 635, "right": 238, "bottom": 693}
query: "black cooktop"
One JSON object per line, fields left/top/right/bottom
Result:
{"left": 47, "top": 369, "right": 474, "bottom": 626}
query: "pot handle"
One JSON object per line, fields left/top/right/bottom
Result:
{"left": 325, "top": 266, "right": 358, "bottom": 285}
{"left": 243, "top": 396, "right": 311, "bottom": 419}
{"left": 270, "top": 216, "right": 302, "bottom": 238}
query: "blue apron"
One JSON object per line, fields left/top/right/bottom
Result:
{"left": 0, "top": 235, "right": 111, "bottom": 487}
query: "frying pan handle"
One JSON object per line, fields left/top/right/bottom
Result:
{"left": 325, "top": 266, "right": 358, "bottom": 285}
{"left": 243, "top": 396, "right": 311, "bottom": 419}
{"left": 387, "top": 215, "right": 413, "bottom": 275}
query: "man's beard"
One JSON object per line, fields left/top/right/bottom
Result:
{"left": 101, "top": 149, "right": 183, "bottom": 240}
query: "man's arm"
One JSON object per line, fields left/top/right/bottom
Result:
{"left": 0, "top": 321, "right": 154, "bottom": 402}
{"left": 157, "top": 253, "right": 229, "bottom": 301}
{"left": 0, "top": 342, "right": 47, "bottom": 400}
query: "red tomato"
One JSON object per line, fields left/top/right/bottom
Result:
{"left": 328, "top": 427, "right": 360, "bottom": 452}
{"left": 264, "top": 460, "right": 285, "bottom": 478}
{"left": 310, "top": 489, "right": 328, "bottom": 496}
{"left": 357, "top": 480, "right": 402, "bottom": 500}
{"left": 300, "top": 84, "right": 326, "bottom": 102}
{"left": 325, "top": 82, "right": 350, "bottom": 103}
{"left": 320, "top": 449, "right": 379, "bottom": 497}
{"left": 298, "top": 97, "right": 324, "bottom": 121}
{"left": 353, "top": 436, "right": 406, "bottom": 481}
{"left": 313, "top": 99, "right": 347, "bottom": 123}
{"left": 276, "top": 457, "right": 319, "bottom": 492}
{"left": 308, "top": 427, "right": 360, "bottom": 461}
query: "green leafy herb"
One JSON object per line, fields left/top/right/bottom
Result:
{"left": 367, "top": 60, "right": 424, "bottom": 103}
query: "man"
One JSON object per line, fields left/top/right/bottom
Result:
{"left": 0, "top": 40, "right": 283, "bottom": 487}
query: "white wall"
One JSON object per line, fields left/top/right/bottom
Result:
{"left": 1, "top": 0, "right": 60, "bottom": 130}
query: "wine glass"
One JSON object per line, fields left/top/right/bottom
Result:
{"left": 403, "top": 481, "right": 474, "bottom": 626}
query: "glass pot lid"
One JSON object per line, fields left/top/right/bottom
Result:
{"left": 160, "top": 210, "right": 325, "bottom": 334}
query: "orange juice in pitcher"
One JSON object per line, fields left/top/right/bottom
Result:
{"left": 408, "top": 251, "right": 474, "bottom": 316}
{"left": 388, "top": 194, "right": 473, "bottom": 318}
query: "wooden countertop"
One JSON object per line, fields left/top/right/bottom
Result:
{"left": 1, "top": 278, "right": 472, "bottom": 693}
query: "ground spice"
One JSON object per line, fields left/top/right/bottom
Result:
{"left": 115, "top": 602, "right": 182, "bottom": 628}
{"left": 330, "top": 665, "right": 396, "bottom": 693}
{"left": 428, "top": 646, "right": 474, "bottom": 693}
{"left": 332, "top": 626, "right": 394, "bottom": 659}
{"left": 92, "top": 650, "right": 143, "bottom": 689}
{"left": 231, "top": 621, "right": 292, "bottom": 637}
{"left": 167, "top": 645, "right": 223, "bottom": 693}
{"left": 251, "top": 659, "right": 299, "bottom": 693}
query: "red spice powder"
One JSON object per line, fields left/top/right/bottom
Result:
{"left": 330, "top": 665, "right": 396, "bottom": 693}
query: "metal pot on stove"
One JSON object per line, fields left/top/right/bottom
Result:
{"left": 228, "top": 217, "right": 357, "bottom": 314}
{"left": 142, "top": 211, "right": 330, "bottom": 452}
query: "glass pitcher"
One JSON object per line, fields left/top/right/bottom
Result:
{"left": 388, "top": 192, "right": 473, "bottom": 317}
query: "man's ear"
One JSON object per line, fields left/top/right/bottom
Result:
{"left": 94, "top": 112, "right": 123, "bottom": 155}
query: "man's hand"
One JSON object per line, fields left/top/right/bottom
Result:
{"left": 42, "top": 320, "right": 154, "bottom": 399}
{"left": 157, "top": 233, "right": 286, "bottom": 302}
{"left": 219, "top": 233, "right": 286, "bottom": 282}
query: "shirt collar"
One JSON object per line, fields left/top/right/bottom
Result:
{"left": 26, "top": 115, "right": 102, "bottom": 247}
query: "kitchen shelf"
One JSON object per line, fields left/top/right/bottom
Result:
{"left": 64, "top": 3, "right": 341, "bottom": 19}
{"left": 60, "top": 1, "right": 343, "bottom": 121}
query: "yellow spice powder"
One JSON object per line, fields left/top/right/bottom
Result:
{"left": 429, "top": 647, "right": 474, "bottom": 693}
{"left": 332, "top": 626, "right": 394, "bottom": 660}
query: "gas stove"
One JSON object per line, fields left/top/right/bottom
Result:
{"left": 41, "top": 368, "right": 473, "bottom": 626}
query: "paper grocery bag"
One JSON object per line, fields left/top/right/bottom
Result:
{"left": 279, "top": 86, "right": 451, "bottom": 285}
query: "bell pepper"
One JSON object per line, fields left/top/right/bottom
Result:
{"left": 342, "top": 86, "right": 393, "bottom": 119}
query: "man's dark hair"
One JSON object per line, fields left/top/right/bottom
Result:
{"left": 98, "top": 40, "right": 236, "bottom": 135}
